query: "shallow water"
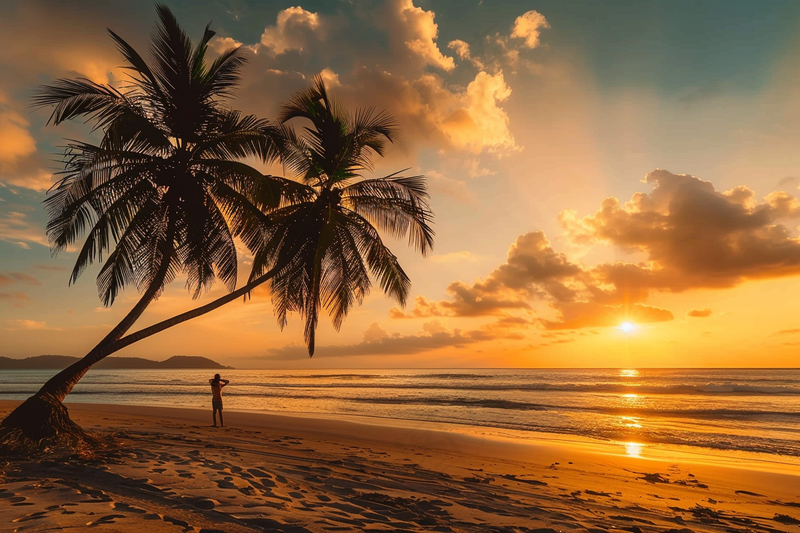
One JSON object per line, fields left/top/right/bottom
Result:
{"left": 2, "top": 367, "right": 799, "bottom": 458}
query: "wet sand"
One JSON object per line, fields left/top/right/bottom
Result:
{"left": 2, "top": 400, "right": 799, "bottom": 532}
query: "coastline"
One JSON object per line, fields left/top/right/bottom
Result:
{"left": 2, "top": 400, "right": 800, "bottom": 531}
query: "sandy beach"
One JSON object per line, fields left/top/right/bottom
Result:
{"left": 2, "top": 400, "right": 800, "bottom": 532}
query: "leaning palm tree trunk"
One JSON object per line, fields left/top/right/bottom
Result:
{"left": 0, "top": 227, "right": 177, "bottom": 449}
{"left": 0, "top": 262, "right": 283, "bottom": 453}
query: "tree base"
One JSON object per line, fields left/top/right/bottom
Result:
{"left": 0, "top": 395, "right": 99, "bottom": 457}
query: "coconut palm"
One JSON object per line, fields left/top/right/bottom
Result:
{"left": 255, "top": 75, "right": 435, "bottom": 355}
{"left": 60, "top": 75, "right": 435, "bottom": 359}
{"left": 0, "top": 4, "right": 283, "bottom": 448}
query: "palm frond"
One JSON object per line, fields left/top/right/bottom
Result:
{"left": 31, "top": 79, "right": 127, "bottom": 127}
{"left": 343, "top": 175, "right": 434, "bottom": 255}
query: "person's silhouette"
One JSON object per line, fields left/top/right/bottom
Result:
{"left": 209, "top": 374, "right": 229, "bottom": 427}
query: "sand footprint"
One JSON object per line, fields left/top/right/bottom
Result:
{"left": 86, "top": 513, "right": 127, "bottom": 526}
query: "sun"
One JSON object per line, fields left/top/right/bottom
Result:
{"left": 618, "top": 321, "right": 637, "bottom": 333}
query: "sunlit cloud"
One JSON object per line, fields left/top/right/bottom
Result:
{"left": 687, "top": 308, "right": 712, "bottom": 318}
{"left": 259, "top": 6, "right": 325, "bottom": 55}
{"left": 264, "top": 319, "right": 513, "bottom": 359}
{"left": 393, "top": 0, "right": 454, "bottom": 71}
{"left": 510, "top": 10, "right": 550, "bottom": 49}
{"left": 398, "top": 170, "right": 800, "bottom": 331}
{"left": 0, "top": 211, "right": 49, "bottom": 248}
{"left": 6, "top": 318, "right": 62, "bottom": 331}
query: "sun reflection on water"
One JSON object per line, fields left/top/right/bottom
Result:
{"left": 620, "top": 416, "right": 642, "bottom": 428}
{"left": 624, "top": 442, "right": 644, "bottom": 457}
{"left": 619, "top": 369, "right": 640, "bottom": 378}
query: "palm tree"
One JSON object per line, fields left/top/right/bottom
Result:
{"left": 0, "top": 70, "right": 434, "bottom": 452}
{"left": 50, "top": 75, "right": 435, "bottom": 359}
{"left": 0, "top": 5, "right": 282, "bottom": 449}
{"left": 257, "top": 75, "right": 435, "bottom": 355}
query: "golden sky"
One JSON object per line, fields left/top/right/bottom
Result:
{"left": 2, "top": 0, "right": 800, "bottom": 368}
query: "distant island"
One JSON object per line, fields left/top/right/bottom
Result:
{"left": 0, "top": 355, "right": 232, "bottom": 370}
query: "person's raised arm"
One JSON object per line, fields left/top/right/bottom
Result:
{"left": 221, "top": 379, "right": 230, "bottom": 387}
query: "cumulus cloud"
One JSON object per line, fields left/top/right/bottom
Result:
{"left": 341, "top": 68, "right": 518, "bottom": 154}
{"left": 259, "top": 6, "right": 324, "bottom": 55}
{"left": 510, "top": 11, "right": 550, "bottom": 49}
{"left": 392, "top": 0, "right": 454, "bottom": 71}
{"left": 561, "top": 170, "right": 800, "bottom": 289}
{"left": 687, "top": 308, "right": 712, "bottom": 318}
{"left": 396, "top": 170, "right": 800, "bottom": 330}
{"left": 201, "top": 1, "right": 522, "bottom": 157}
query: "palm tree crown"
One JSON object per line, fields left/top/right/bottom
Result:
{"left": 250, "top": 75, "right": 435, "bottom": 355}
{"left": 33, "top": 4, "right": 281, "bottom": 306}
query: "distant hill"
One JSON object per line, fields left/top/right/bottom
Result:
{"left": 0, "top": 355, "right": 232, "bottom": 370}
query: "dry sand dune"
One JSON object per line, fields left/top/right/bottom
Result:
{"left": 2, "top": 401, "right": 800, "bottom": 532}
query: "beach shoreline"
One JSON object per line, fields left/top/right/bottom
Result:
{"left": 2, "top": 400, "right": 800, "bottom": 532}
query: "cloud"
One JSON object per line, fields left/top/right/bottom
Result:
{"left": 773, "top": 328, "right": 800, "bottom": 336}
{"left": 687, "top": 308, "right": 712, "bottom": 318}
{"left": 510, "top": 10, "right": 550, "bottom": 49}
{"left": 341, "top": 68, "right": 518, "bottom": 155}
{"left": 0, "top": 92, "right": 54, "bottom": 191}
{"left": 259, "top": 6, "right": 325, "bottom": 55}
{"left": 0, "top": 272, "right": 40, "bottom": 286}
{"left": 447, "top": 39, "right": 484, "bottom": 69}
{"left": 561, "top": 170, "right": 800, "bottom": 289}
{"left": 439, "top": 71, "right": 516, "bottom": 154}
{"left": 540, "top": 302, "right": 673, "bottom": 330}
{"left": 6, "top": 318, "right": 61, "bottom": 330}
{"left": 398, "top": 170, "right": 800, "bottom": 330}
{"left": 202, "top": 2, "right": 520, "bottom": 156}
{"left": 265, "top": 323, "right": 491, "bottom": 359}
{"left": 0, "top": 94, "right": 36, "bottom": 166}
{"left": 392, "top": 0, "right": 454, "bottom": 71}
{"left": 0, "top": 210, "right": 48, "bottom": 248}
{"left": 0, "top": 292, "right": 29, "bottom": 307}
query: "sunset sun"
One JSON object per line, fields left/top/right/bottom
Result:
{"left": 618, "top": 321, "right": 637, "bottom": 333}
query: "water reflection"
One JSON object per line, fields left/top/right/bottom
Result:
{"left": 624, "top": 441, "right": 644, "bottom": 457}
{"left": 621, "top": 416, "right": 642, "bottom": 428}
{"left": 619, "top": 369, "right": 640, "bottom": 378}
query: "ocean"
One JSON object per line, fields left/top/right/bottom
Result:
{"left": 2, "top": 368, "right": 799, "bottom": 460}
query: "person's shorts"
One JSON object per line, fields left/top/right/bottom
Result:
{"left": 212, "top": 400, "right": 223, "bottom": 410}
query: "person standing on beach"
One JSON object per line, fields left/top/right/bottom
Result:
{"left": 209, "top": 374, "right": 229, "bottom": 427}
